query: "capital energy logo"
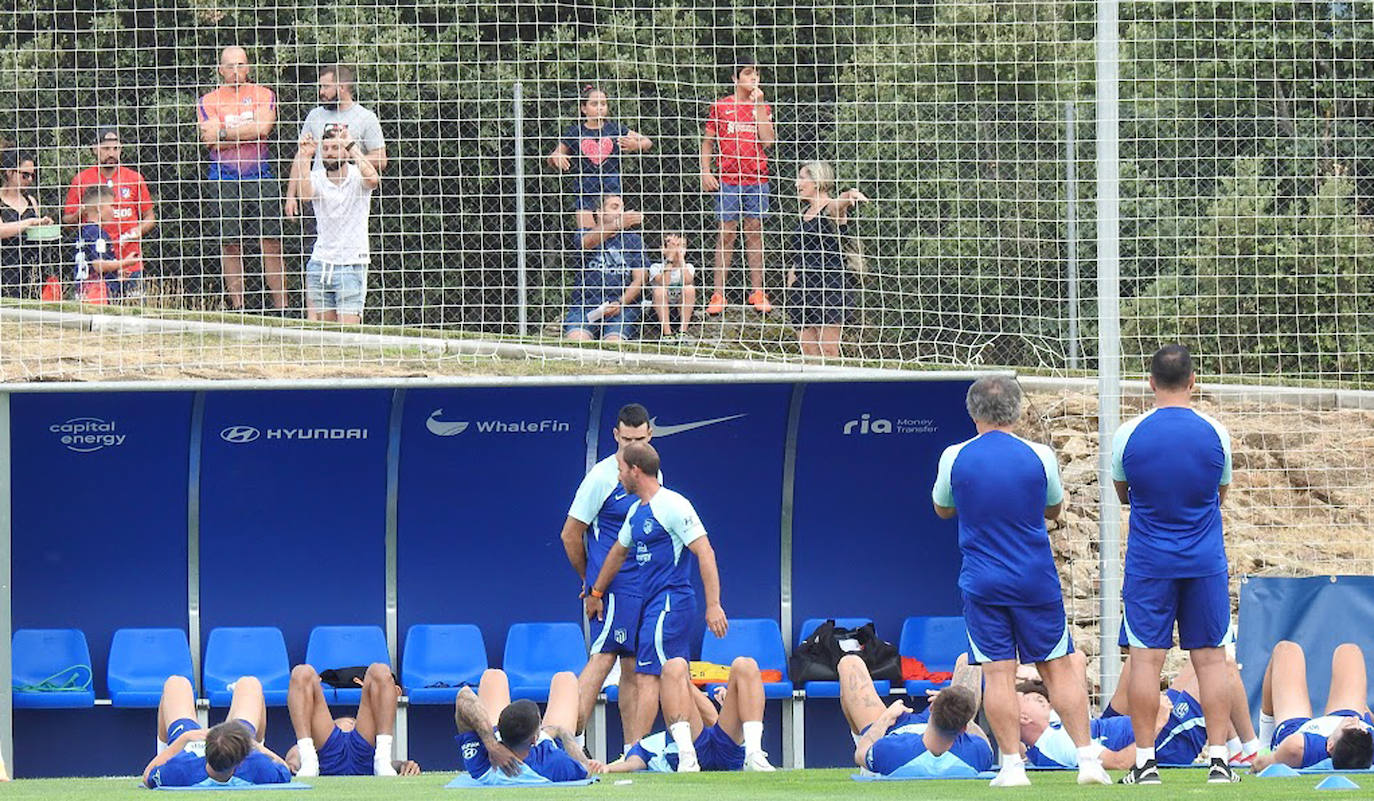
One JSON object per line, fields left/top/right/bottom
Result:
{"left": 425, "top": 408, "right": 570, "bottom": 435}
{"left": 219, "top": 425, "right": 369, "bottom": 443}
{"left": 51, "top": 417, "right": 125, "bottom": 452}
{"left": 842, "top": 413, "right": 939, "bottom": 436}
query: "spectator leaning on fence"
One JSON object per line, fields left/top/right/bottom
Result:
{"left": 785, "top": 161, "right": 867, "bottom": 359}
{"left": 61, "top": 127, "right": 155, "bottom": 298}
{"left": 197, "top": 45, "right": 286, "bottom": 312}
{"left": 563, "top": 194, "right": 648, "bottom": 343}
{"left": 289, "top": 126, "right": 380, "bottom": 325}
{"left": 0, "top": 149, "right": 53, "bottom": 298}
{"left": 285, "top": 63, "right": 387, "bottom": 220}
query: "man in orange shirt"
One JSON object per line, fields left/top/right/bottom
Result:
{"left": 197, "top": 45, "right": 286, "bottom": 312}
{"left": 62, "top": 127, "right": 156, "bottom": 296}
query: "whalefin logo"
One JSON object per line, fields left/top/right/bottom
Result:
{"left": 650, "top": 413, "right": 747, "bottom": 438}
{"left": 426, "top": 409, "right": 470, "bottom": 436}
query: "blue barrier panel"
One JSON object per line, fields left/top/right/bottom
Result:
{"left": 10, "top": 391, "right": 193, "bottom": 697}
{"left": 598, "top": 384, "right": 791, "bottom": 657}
{"left": 790, "top": 381, "right": 973, "bottom": 646}
{"left": 396, "top": 387, "right": 594, "bottom": 668}
{"left": 198, "top": 390, "right": 391, "bottom": 665}
{"left": 1238, "top": 575, "right": 1374, "bottom": 717}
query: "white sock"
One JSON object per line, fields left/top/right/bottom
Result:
{"left": 851, "top": 730, "right": 863, "bottom": 747}
{"left": 1135, "top": 746, "right": 1155, "bottom": 768}
{"left": 1001, "top": 752, "right": 1024, "bottom": 768}
{"left": 1077, "top": 744, "right": 1103, "bottom": 764}
{"left": 1259, "top": 713, "right": 1276, "bottom": 746}
{"left": 374, "top": 734, "right": 394, "bottom": 762}
{"left": 742, "top": 721, "right": 764, "bottom": 755}
{"left": 576, "top": 732, "right": 586, "bottom": 748}
{"left": 157, "top": 738, "right": 168, "bottom": 755}
{"left": 669, "top": 722, "right": 697, "bottom": 758}
{"left": 296, "top": 738, "right": 319, "bottom": 774}
{"left": 1242, "top": 737, "right": 1260, "bottom": 757}
{"left": 1208, "top": 744, "right": 1228, "bottom": 762}
{"left": 1226, "top": 736, "right": 1242, "bottom": 755}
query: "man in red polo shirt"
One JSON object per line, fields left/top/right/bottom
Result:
{"left": 62, "top": 127, "right": 156, "bottom": 293}
{"left": 700, "top": 55, "right": 776, "bottom": 316}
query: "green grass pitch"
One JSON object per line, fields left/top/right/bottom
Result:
{"left": 0, "top": 769, "right": 1353, "bottom": 801}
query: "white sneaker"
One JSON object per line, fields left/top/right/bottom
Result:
{"left": 295, "top": 764, "right": 319, "bottom": 779}
{"left": 676, "top": 752, "right": 700, "bottom": 773}
{"left": 990, "top": 762, "right": 1031, "bottom": 787}
{"left": 1078, "top": 760, "right": 1112, "bottom": 785}
{"left": 374, "top": 760, "right": 398, "bottom": 777}
{"left": 744, "top": 751, "right": 776, "bottom": 772}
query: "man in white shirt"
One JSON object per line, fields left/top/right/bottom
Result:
{"left": 288, "top": 126, "right": 380, "bottom": 324}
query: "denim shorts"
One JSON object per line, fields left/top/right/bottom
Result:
{"left": 563, "top": 301, "right": 639, "bottom": 340}
{"left": 715, "top": 181, "right": 769, "bottom": 221}
{"left": 306, "top": 259, "right": 368, "bottom": 316}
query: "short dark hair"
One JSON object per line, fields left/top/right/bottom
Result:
{"left": 496, "top": 699, "right": 542, "bottom": 749}
{"left": 930, "top": 685, "right": 977, "bottom": 733}
{"left": 1150, "top": 344, "right": 1194, "bottom": 390}
{"left": 579, "top": 84, "right": 604, "bottom": 102}
{"left": 205, "top": 721, "right": 255, "bottom": 773}
{"left": 621, "top": 442, "right": 660, "bottom": 477}
{"left": 616, "top": 403, "right": 651, "bottom": 430}
{"left": 1331, "top": 727, "right": 1374, "bottom": 770}
{"left": 1016, "top": 680, "right": 1050, "bottom": 702}
{"left": 82, "top": 185, "right": 114, "bottom": 206}
{"left": 1, "top": 149, "right": 32, "bottom": 172}
{"left": 320, "top": 64, "right": 354, "bottom": 86}
{"left": 733, "top": 54, "right": 758, "bottom": 79}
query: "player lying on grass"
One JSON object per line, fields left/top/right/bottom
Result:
{"left": 840, "top": 652, "right": 994, "bottom": 777}
{"left": 454, "top": 668, "right": 602, "bottom": 785}
{"left": 1252, "top": 640, "right": 1374, "bottom": 772}
{"left": 143, "top": 675, "right": 291, "bottom": 788}
{"left": 600, "top": 655, "right": 774, "bottom": 773}
{"left": 1019, "top": 650, "right": 1256, "bottom": 780}
{"left": 284, "top": 661, "right": 419, "bottom": 777}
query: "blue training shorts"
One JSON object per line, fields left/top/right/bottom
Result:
{"left": 695, "top": 724, "right": 745, "bottom": 771}
{"left": 167, "top": 717, "right": 201, "bottom": 742}
{"left": 963, "top": 595, "right": 1073, "bottom": 664}
{"left": 318, "top": 725, "right": 373, "bottom": 776}
{"left": 563, "top": 301, "right": 639, "bottom": 341}
{"left": 1154, "top": 689, "right": 1208, "bottom": 765}
{"left": 636, "top": 590, "right": 695, "bottom": 676}
{"left": 590, "top": 591, "right": 643, "bottom": 656}
{"left": 1120, "top": 571, "right": 1231, "bottom": 650}
{"left": 715, "top": 182, "right": 769, "bottom": 221}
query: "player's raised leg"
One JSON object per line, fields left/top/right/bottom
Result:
{"left": 227, "top": 675, "right": 268, "bottom": 740}
{"left": 715, "top": 656, "right": 772, "bottom": 771}
{"left": 156, "top": 675, "right": 199, "bottom": 751}
{"left": 838, "top": 653, "right": 888, "bottom": 740}
{"left": 660, "top": 657, "right": 704, "bottom": 772}
{"left": 353, "top": 662, "right": 400, "bottom": 776}
{"left": 286, "top": 664, "right": 336, "bottom": 777}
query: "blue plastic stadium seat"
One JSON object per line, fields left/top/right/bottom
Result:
{"left": 305, "top": 625, "right": 391, "bottom": 706}
{"left": 402, "top": 625, "right": 488, "bottom": 705}
{"left": 899, "top": 616, "right": 969, "bottom": 697}
{"left": 502, "top": 623, "right": 586, "bottom": 702}
{"left": 12, "top": 629, "right": 96, "bottom": 708}
{"left": 108, "top": 628, "right": 194, "bottom": 708}
{"left": 796, "top": 618, "right": 890, "bottom": 698}
{"left": 699, "top": 618, "right": 793, "bottom": 699}
{"left": 204, "top": 627, "right": 291, "bottom": 707}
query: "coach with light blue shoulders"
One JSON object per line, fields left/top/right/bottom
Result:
{"left": 1112, "top": 344, "right": 1241, "bottom": 785}
{"left": 931, "top": 375, "right": 1110, "bottom": 788}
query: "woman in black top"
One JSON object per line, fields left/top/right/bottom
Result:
{"left": 785, "top": 161, "right": 868, "bottom": 357}
{"left": 0, "top": 150, "right": 53, "bottom": 298}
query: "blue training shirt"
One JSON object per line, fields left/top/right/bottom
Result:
{"left": 456, "top": 730, "right": 588, "bottom": 785}
{"left": 865, "top": 711, "right": 994, "bottom": 777}
{"left": 568, "top": 454, "right": 652, "bottom": 596}
{"left": 570, "top": 229, "right": 647, "bottom": 306}
{"left": 932, "top": 431, "right": 1065, "bottom": 606}
{"left": 147, "top": 747, "right": 290, "bottom": 788}
{"left": 1112, "top": 407, "right": 1231, "bottom": 578}
{"left": 617, "top": 488, "right": 707, "bottom": 599}
{"left": 1027, "top": 716, "right": 1136, "bottom": 768}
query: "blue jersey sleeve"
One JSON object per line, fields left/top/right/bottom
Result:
{"left": 1027, "top": 440, "right": 1065, "bottom": 506}
{"left": 1111, "top": 413, "right": 1149, "bottom": 482}
{"left": 529, "top": 741, "right": 589, "bottom": 782}
{"left": 951, "top": 733, "right": 994, "bottom": 772}
{"left": 238, "top": 752, "right": 291, "bottom": 784}
{"left": 456, "top": 731, "right": 492, "bottom": 778}
{"left": 865, "top": 732, "right": 922, "bottom": 774}
{"left": 660, "top": 491, "right": 707, "bottom": 549}
{"left": 1197, "top": 412, "right": 1232, "bottom": 485}
{"left": 147, "top": 753, "right": 205, "bottom": 788}
{"left": 568, "top": 459, "right": 617, "bottom": 524}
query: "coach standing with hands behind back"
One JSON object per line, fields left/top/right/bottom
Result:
{"left": 932, "top": 375, "right": 1110, "bottom": 788}
{"left": 1111, "top": 344, "right": 1240, "bottom": 785}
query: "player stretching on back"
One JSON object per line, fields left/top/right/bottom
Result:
{"left": 586, "top": 442, "right": 729, "bottom": 772}
{"left": 1113, "top": 344, "right": 1240, "bottom": 784}
{"left": 1252, "top": 641, "right": 1374, "bottom": 772}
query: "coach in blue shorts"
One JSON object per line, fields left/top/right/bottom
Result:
{"left": 932, "top": 375, "right": 1109, "bottom": 787}
{"left": 562, "top": 403, "right": 658, "bottom": 744}
{"left": 587, "top": 442, "right": 728, "bottom": 772}
{"left": 1112, "top": 344, "right": 1239, "bottom": 784}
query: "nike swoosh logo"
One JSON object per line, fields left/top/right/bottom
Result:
{"left": 637, "top": 660, "right": 653, "bottom": 667}
{"left": 651, "top": 414, "right": 747, "bottom": 438}
{"left": 613, "top": 493, "right": 627, "bottom": 501}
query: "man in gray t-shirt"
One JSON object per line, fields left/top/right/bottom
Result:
{"left": 285, "top": 64, "right": 387, "bottom": 220}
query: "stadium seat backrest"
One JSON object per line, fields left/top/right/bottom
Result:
{"left": 305, "top": 625, "right": 391, "bottom": 672}
{"left": 13, "top": 628, "right": 94, "bottom": 688}
{"left": 502, "top": 623, "right": 585, "bottom": 687}
{"left": 797, "top": 617, "right": 876, "bottom": 645}
{"left": 700, "top": 618, "right": 788, "bottom": 677}
{"left": 108, "top": 628, "right": 193, "bottom": 693}
{"left": 402, "top": 624, "right": 487, "bottom": 689}
{"left": 899, "top": 616, "right": 969, "bottom": 672}
{"left": 204, "top": 627, "right": 291, "bottom": 694}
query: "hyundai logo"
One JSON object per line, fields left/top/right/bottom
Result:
{"left": 220, "top": 426, "right": 261, "bottom": 443}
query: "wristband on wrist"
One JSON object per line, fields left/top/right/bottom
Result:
{"left": 590, "top": 587, "right": 604, "bottom": 599}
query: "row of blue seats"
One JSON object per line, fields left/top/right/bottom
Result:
{"left": 13, "top": 616, "right": 968, "bottom": 710}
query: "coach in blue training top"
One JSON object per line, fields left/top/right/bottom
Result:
{"left": 1112, "top": 344, "right": 1240, "bottom": 785}
{"left": 931, "top": 375, "right": 1109, "bottom": 788}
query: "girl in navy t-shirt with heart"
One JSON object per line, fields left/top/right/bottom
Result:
{"left": 548, "top": 86, "right": 652, "bottom": 228}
